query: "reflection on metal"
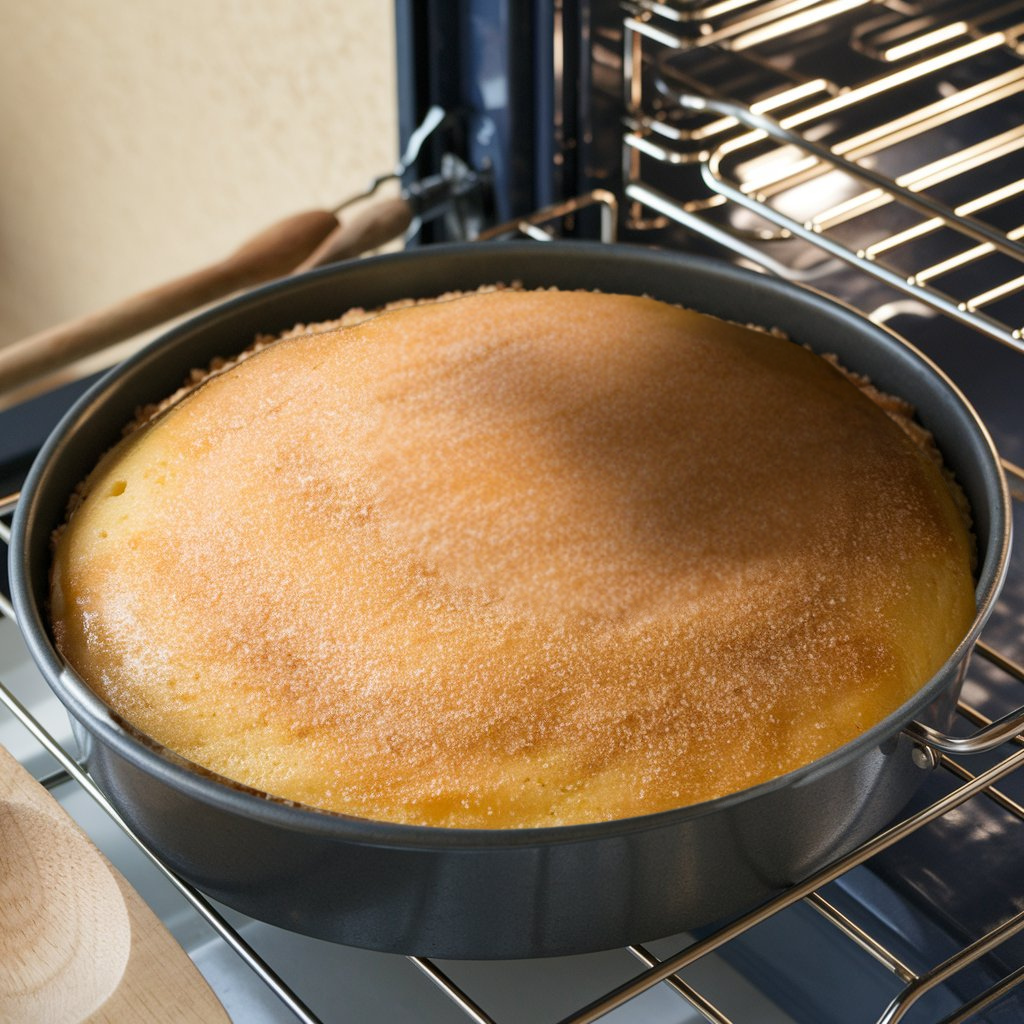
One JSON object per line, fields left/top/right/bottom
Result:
{"left": 476, "top": 189, "right": 620, "bottom": 243}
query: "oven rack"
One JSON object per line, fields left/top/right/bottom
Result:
{"left": 622, "top": 0, "right": 1024, "bottom": 352}
{"left": 2, "top": 485, "right": 1024, "bottom": 1022}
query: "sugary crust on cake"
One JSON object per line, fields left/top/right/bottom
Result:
{"left": 50, "top": 289, "right": 977, "bottom": 827}
{"left": 131, "top": 284, "right": 520, "bottom": 428}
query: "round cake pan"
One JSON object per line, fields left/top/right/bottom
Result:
{"left": 9, "top": 241, "right": 1011, "bottom": 958}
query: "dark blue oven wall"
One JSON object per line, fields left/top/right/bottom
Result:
{"left": 395, "top": 0, "right": 621, "bottom": 241}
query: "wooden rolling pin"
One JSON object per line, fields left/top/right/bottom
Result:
{"left": 0, "top": 195, "right": 413, "bottom": 396}
{"left": 0, "top": 744, "right": 230, "bottom": 1023}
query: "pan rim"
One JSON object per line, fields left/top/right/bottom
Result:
{"left": 9, "top": 239, "right": 1012, "bottom": 851}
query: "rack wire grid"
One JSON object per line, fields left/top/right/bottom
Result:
{"left": 623, "top": 0, "right": 1024, "bottom": 349}
{"left": 5, "top": 0, "right": 1024, "bottom": 1020}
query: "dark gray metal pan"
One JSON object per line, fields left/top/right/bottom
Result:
{"left": 9, "top": 242, "right": 1012, "bottom": 958}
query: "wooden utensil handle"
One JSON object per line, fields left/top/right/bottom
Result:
{"left": 0, "top": 745, "right": 230, "bottom": 1022}
{"left": 0, "top": 208, "right": 338, "bottom": 395}
{"left": 296, "top": 196, "right": 413, "bottom": 272}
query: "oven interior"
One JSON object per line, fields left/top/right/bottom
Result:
{"left": 3, "top": 1, "right": 1024, "bottom": 1021}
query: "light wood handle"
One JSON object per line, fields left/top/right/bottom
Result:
{"left": 0, "top": 207, "right": 339, "bottom": 394}
{"left": 0, "top": 745, "right": 230, "bottom": 1022}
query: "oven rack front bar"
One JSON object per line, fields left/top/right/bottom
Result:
{"left": 2, "top": 473, "right": 1024, "bottom": 1023}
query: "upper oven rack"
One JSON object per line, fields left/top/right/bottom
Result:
{"left": 622, "top": 0, "right": 1024, "bottom": 352}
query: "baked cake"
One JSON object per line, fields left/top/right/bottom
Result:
{"left": 49, "top": 288, "right": 976, "bottom": 827}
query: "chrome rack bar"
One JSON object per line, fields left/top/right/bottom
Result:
{"left": 875, "top": 907, "right": 1024, "bottom": 1024}
{"left": 476, "top": 189, "right": 619, "bottom": 243}
{"left": 802, "top": 891, "right": 917, "bottom": 984}
{"left": 627, "top": 943, "right": 736, "bottom": 1024}
{"left": 635, "top": 92, "right": 1024, "bottom": 351}
{"left": 408, "top": 960, "right": 499, "bottom": 1024}
{"left": 938, "top": 961, "right": 1024, "bottom": 1024}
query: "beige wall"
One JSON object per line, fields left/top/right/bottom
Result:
{"left": 0, "top": 1, "right": 397, "bottom": 375}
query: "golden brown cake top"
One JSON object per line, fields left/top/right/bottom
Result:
{"left": 50, "top": 289, "right": 976, "bottom": 827}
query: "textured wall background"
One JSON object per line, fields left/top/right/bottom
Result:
{"left": 0, "top": 2, "right": 397, "bottom": 371}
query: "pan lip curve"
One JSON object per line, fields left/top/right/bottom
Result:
{"left": 9, "top": 239, "right": 1012, "bottom": 852}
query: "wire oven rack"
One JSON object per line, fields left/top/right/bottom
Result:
{"left": 4, "top": 1, "right": 1024, "bottom": 1019}
{"left": 622, "top": 0, "right": 1024, "bottom": 345}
